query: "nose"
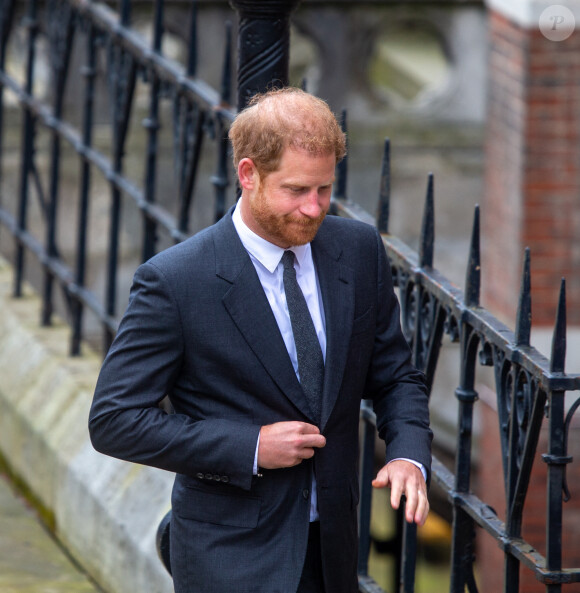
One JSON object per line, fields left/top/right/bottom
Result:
{"left": 299, "top": 190, "right": 324, "bottom": 218}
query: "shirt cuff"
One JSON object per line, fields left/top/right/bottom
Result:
{"left": 253, "top": 433, "right": 260, "bottom": 475}
{"left": 389, "top": 457, "right": 427, "bottom": 483}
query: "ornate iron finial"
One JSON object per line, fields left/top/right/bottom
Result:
{"left": 120, "top": 0, "right": 131, "bottom": 26}
{"left": 221, "top": 21, "right": 233, "bottom": 105}
{"left": 229, "top": 0, "right": 302, "bottom": 109}
{"left": 152, "top": 0, "right": 164, "bottom": 52}
{"left": 464, "top": 205, "right": 480, "bottom": 308}
{"left": 419, "top": 173, "right": 434, "bottom": 269}
{"left": 550, "top": 278, "right": 567, "bottom": 374}
{"left": 186, "top": 1, "right": 198, "bottom": 77}
{"left": 376, "top": 138, "right": 390, "bottom": 233}
{"left": 515, "top": 248, "right": 532, "bottom": 347}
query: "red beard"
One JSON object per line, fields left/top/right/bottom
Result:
{"left": 249, "top": 189, "right": 327, "bottom": 247}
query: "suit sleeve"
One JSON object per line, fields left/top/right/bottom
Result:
{"left": 88, "top": 261, "right": 260, "bottom": 491}
{"left": 364, "top": 229, "right": 433, "bottom": 484}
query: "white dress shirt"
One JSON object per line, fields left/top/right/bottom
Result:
{"left": 233, "top": 200, "right": 324, "bottom": 520}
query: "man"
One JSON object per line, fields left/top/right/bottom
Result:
{"left": 89, "top": 88, "right": 432, "bottom": 593}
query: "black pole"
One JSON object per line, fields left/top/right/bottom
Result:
{"left": 229, "top": 0, "right": 302, "bottom": 110}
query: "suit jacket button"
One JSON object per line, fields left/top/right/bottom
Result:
{"left": 302, "top": 489, "right": 309, "bottom": 500}
{"left": 221, "top": 476, "right": 229, "bottom": 483}
{"left": 205, "top": 473, "right": 213, "bottom": 480}
{"left": 196, "top": 472, "right": 204, "bottom": 480}
{"left": 213, "top": 475, "right": 221, "bottom": 482}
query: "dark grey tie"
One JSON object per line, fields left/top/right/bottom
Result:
{"left": 281, "top": 250, "right": 324, "bottom": 423}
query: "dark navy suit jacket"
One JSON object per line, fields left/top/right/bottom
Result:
{"left": 89, "top": 208, "right": 432, "bottom": 593}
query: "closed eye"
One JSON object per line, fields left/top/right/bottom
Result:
{"left": 285, "top": 185, "right": 307, "bottom": 194}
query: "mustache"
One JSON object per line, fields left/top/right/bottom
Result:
{"left": 284, "top": 211, "right": 326, "bottom": 227}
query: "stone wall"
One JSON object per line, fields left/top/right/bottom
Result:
{"left": 0, "top": 257, "right": 174, "bottom": 593}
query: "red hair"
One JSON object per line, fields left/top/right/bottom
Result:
{"left": 228, "top": 87, "right": 346, "bottom": 176}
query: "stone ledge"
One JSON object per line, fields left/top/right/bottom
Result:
{"left": 0, "top": 258, "right": 173, "bottom": 593}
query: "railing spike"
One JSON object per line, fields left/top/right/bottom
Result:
{"left": 376, "top": 138, "right": 390, "bottom": 233}
{"left": 419, "top": 173, "right": 434, "bottom": 269}
{"left": 120, "top": 0, "right": 131, "bottom": 26}
{"left": 152, "top": 0, "right": 164, "bottom": 53}
{"left": 220, "top": 21, "right": 232, "bottom": 105}
{"left": 333, "top": 108, "right": 348, "bottom": 200}
{"left": 464, "top": 204, "right": 480, "bottom": 307}
{"left": 515, "top": 247, "right": 532, "bottom": 347}
{"left": 186, "top": 0, "right": 198, "bottom": 77}
{"left": 550, "top": 278, "right": 567, "bottom": 374}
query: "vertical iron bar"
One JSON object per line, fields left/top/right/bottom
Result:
{"left": 229, "top": 0, "right": 302, "bottom": 110}
{"left": 503, "top": 248, "right": 533, "bottom": 591}
{"left": 142, "top": 0, "right": 164, "bottom": 262}
{"left": 106, "top": 45, "right": 137, "bottom": 351}
{"left": 333, "top": 109, "right": 347, "bottom": 200}
{"left": 422, "top": 302, "right": 447, "bottom": 395}
{"left": 176, "top": 101, "right": 204, "bottom": 235}
{"left": 357, "top": 404, "right": 375, "bottom": 578}
{"left": 450, "top": 212, "right": 481, "bottom": 593}
{"left": 0, "top": 0, "right": 17, "bottom": 200}
{"left": 390, "top": 507, "right": 403, "bottom": 592}
{"left": 119, "top": 0, "right": 131, "bottom": 27}
{"left": 398, "top": 257, "right": 428, "bottom": 592}
{"left": 503, "top": 367, "right": 521, "bottom": 593}
{"left": 220, "top": 21, "right": 233, "bottom": 107}
{"left": 106, "top": 195, "right": 121, "bottom": 351}
{"left": 42, "top": 3, "right": 75, "bottom": 326}
{"left": 449, "top": 352, "right": 479, "bottom": 592}
{"left": 400, "top": 520, "right": 417, "bottom": 593}
{"left": 211, "top": 116, "right": 229, "bottom": 223}
{"left": 210, "top": 22, "right": 233, "bottom": 223}
{"left": 376, "top": 138, "right": 390, "bottom": 233}
{"left": 14, "top": 0, "right": 39, "bottom": 298}
{"left": 186, "top": 0, "right": 198, "bottom": 78}
{"left": 543, "top": 279, "right": 567, "bottom": 593}
{"left": 71, "top": 20, "right": 97, "bottom": 356}
{"left": 175, "top": 3, "right": 201, "bottom": 234}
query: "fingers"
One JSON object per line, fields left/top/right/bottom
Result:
{"left": 414, "top": 489, "right": 430, "bottom": 526}
{"left": 258, "top": 421, "right": 326, "bottom": 469}
{"left": 402, "top": 486, "right": 429, "bottom": 526}
{"left": 299, "top": 423, "right": 326, "bottom": 450}
{"left": 372, "top": 460, "right": 429, "bottom": 526}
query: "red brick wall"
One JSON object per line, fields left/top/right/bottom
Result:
{"left": 482, "top": 10, "right": 580, "bottom": 326}
{"left": 479, "top": 8, "right": 580, "bottom": 592}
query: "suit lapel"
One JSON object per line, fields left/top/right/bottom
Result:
{"left": 214, "top": 211, "right": 316, "bottom": 420}
{"left": 311, "top": 223, "right": 355, "bottom": 431}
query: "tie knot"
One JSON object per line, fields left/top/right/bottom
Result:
{"left": 281, "top": 250, "right": 295, "bottom": 271}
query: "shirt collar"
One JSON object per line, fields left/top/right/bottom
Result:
{"left": 232, "top": 198, "right": 311, "bottom": 273}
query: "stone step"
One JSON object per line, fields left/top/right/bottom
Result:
{"left": 0, "top": 473, "right": 103, "bottom": 593}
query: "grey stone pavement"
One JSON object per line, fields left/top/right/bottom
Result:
{"left": 0, "top": 473, "right": 102, "bottom": 593}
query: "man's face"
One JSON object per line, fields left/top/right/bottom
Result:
{"left": 241, "top": 147, "right": 336, "bottom": 248}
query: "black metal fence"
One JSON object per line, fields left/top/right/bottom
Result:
{"left": 1, "top": 1, "right": 579, "bottom": 593}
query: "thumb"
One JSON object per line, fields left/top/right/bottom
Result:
{"left": 372, "top": 466, "right": 391, "bottom": 489}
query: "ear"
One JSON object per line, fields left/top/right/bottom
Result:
{"left": 238, "top": 158, "right": 259, "bottom": 191}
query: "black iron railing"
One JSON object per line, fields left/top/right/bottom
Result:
{"left": 1, "top": 2, "right": 579, "bottom": 593}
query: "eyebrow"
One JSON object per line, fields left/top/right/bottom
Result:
{"left": 282, "top": 179, "right": 335, "bottom": 189}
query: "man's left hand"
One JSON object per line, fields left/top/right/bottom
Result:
{"left": 372, "top": 459, "right": 429, "bottom": 526}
